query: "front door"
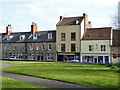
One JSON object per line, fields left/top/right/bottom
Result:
{"left": 41, "top": 55, "right": 44, "bottom": 61}
{"left": 37, "top": 55, "right": 40, "bottom": 60}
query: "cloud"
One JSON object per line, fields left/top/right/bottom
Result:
{"left": 90, "top": 17, "right": 112, "bottom": 27}
{"left": 1, "top": 0, "right": 119, "bottom": 33}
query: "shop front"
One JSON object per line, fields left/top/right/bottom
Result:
{"left": 57, "top": 52, "right": 80, "bottom": 61}
{"left": 81, "top": 54, "right": 110, "bottom": 64}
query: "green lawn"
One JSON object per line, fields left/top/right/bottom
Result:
{"left": 1, "top": 76, "right": 49, "bottom": 88}
{"left": 2, "top": 61, "right": 119, "bottom": 88}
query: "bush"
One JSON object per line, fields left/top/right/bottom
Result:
{"left": 116, "top": 70, "right": 120, "bottom": 73}
{"left": 114, "top": 63, "right": 120, "bottom": 67}
{"left": 106, "top": 63, "right": 113, "bottom": 67}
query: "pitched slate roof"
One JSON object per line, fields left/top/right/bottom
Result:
{"left": 2, "top": 30, "right": 56, "bottom": 43}
{"left": 112, "top": 30, "right": 120, "bottom": 46}
{"left": 2, "top": 32, "right": 31, "bottom": 43}
{"left": 82, "top": 27, "right": 112, "bottom": 40}
{"left": 26, "top": 30, "right": 56, "bottom": 43}
{"left": 57, "top": 16, "right": 83, "bottom": 26}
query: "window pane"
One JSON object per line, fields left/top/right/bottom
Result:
{"left": 89, "top": 45, "right": 93, "bottom": 51}
{"left": 61, "top": 44, "right": 65, "bottom": 51}
{"left": 61, "top": 33, "right": 65, "bottom": 41}
{"left": 71, "top": 44, "right": 76, "bottom": 51}
{"left": 71, "top": 33, "right": 76, "bottom": 41}
{"left": 101, "top": 45, "right": 106, "bottom": 51}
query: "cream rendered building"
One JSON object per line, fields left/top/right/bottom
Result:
{"left": 81, "top": 27, "right": 112, "bottom": 64}
{"left": 56, "top": 13, "right": 88, "bottom": 61}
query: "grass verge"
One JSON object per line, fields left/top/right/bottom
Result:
{"left": 2, "top": 60, "right": 119, "bottom": 89}
{"left": 1, "top": 76, "right": 50, "bottom": 89}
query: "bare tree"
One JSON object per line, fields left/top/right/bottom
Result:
{"left": 112, "top": 1, "right": 120, "bottom": 28}
{"left": 118, "top": 1, "right": 120, "bottom": 27}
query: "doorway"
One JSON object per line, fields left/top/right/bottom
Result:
{"left": 37, "top": 55, "right": 40, "bottom": 60}
{"left": 41, "top": 55, "right": 44, "bottom": 61}
{"left": 94, "top": 57, "right": 98, "bottom": 63}
{"left": 98, "top": 56, "right": 103, "bottom": 63}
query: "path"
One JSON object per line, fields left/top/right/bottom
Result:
{"left": 1, "top": 62, "right": 99, "bottom": 89}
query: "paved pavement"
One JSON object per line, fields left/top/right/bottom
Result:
{"left": 1, "top": 62, "right": 100, "bottom": 89}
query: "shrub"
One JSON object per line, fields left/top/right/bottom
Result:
{"left": 106, "top": 63, "right": 113, "bottom": 67}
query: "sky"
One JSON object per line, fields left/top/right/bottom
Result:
{"left": 0, "top": 0, "right": 120, "bottom": 33}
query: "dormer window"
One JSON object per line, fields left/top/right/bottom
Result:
{"left": 76, "top": 20, "right": 79, "bottom": 24}
{"left": 20, "top": 35, "right": 25, "bottom": 40}
{"left": 48, "top": 33, "right": 52, "bottom": 39}
{"left": 7, "top": 35, "right": 13, "bottom": 40}
{"left": 33, "top": 34, "right": 37, "bottom": 39}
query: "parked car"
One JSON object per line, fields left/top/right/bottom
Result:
{"left": 9, "top": 56, "right": 17, "bottom": 60}
{"left": 66, "top": 60, "right": 79, "bottom": 62}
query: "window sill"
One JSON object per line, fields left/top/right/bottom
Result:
{"left": 100, "top": 51, "right": 106, "bottom": 53}
{"left": 89, "top": 51, "right": 94, "bottom": 52}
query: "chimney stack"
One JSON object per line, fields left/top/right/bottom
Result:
{"left": 60, "top": 16, "right": 64, "bottom": 20}
{"left": 31, "top": 22, "right": 37, "bottom": 34}
{"left": 83, "top": 13, "right": 88, "bottom": 31}
{"left": 6, "top": 24, "right": 12, "bottom": 35}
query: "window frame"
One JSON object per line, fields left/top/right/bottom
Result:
{"left": 71, "top": 32, "right": 76, "bottom": 41}
{"left": 30, "top": 45, "right": 33, "bottom": 50}
{"left": 48, "top": 44, "right": 52, "bottom": 50}
{"left": 42, "top": 45, "right": 45, "bottom": 50}
{"left": 71, "top": 43, "right": 76, "bottom": 52}
{"left": 101, "top": 45, "right": 106, "bottom": 51}
{"left": 48, "top": 33, "right": 52, "bottom": 39}
{"left": 36, "top": 45, "right": 39, "bottom": 51}
{"left": 4, "top": 45, "right": 7, "bottom": 50}
{"left": 61, "top": 33, "right": 65, "bottom": 41}
{"left": 33, "top": 34, "right": 37, "bottom": 39}
{"left": 61, "top": 44, "right": 65, "bottom": 52}
{"left": 89, "top": 45, "right": 94, "bottom": 52}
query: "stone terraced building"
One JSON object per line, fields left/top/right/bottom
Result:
{"left": 1, "top": 13, "right": 120, "bottom": 63}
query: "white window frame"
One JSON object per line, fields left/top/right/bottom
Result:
{"left": 47, "top": 54, "right": 52, "bottom": 60}
{"left": 33, "top": 34, "right": 37, "bottom": 39}
{"left": 42, "top": 45, "right": 44, "bottom": 50}
{"left": 89, "top": 45, "right": 94, "bottom": 52}
{"left": 20, "top": 35, "right": 25, "bottom": 40}
{"left": 47, "top": 54, "right": 49, "bottom": 60}
{"left": 100, "top": 45, "right": 106, "bottom": 52}
{"left": 36, "top": 45, "right": 39, "bottom": 50}
{"left": 50, "top": 54, "right": 52, "bottom": 60}
{"left": 9, "top": 45, "right": 11, "bottom": 50}
{"left": 48, "top": 33, "right": 52, "bottom": 39}
{"left": 30, "top": 45, "right": 33, "bottom": 50}
{"left": 48, "top": 44, "right": 51, "bottom": 50}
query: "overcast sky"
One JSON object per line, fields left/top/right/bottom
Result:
{"left": 0, "top": 0, "right": 119, "bottom": 33}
